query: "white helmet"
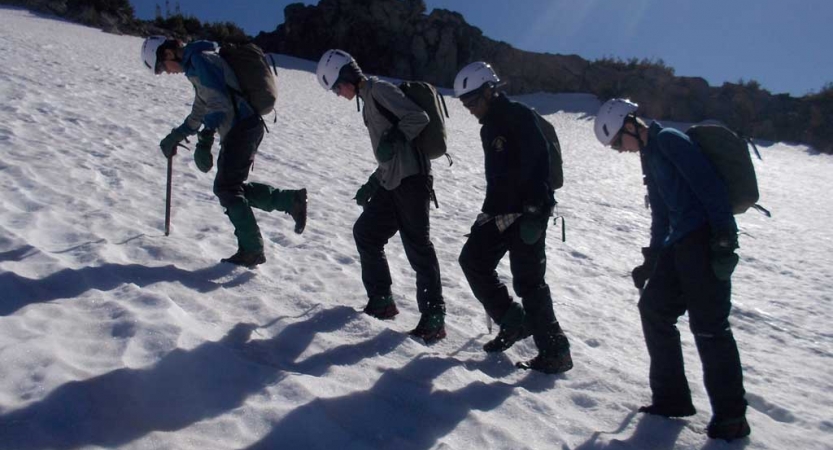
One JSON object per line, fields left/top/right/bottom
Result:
{"left": 316, "top": 49, "right": 356, "bottom": 91}
{"left": 594, "top": 98, "right": 639, "bottom": 145}
{"left": 453, "top": 61, "right": 500, "bottom": 98}
{"left": 141, "top": 35, "right": 168, "bottom": 75}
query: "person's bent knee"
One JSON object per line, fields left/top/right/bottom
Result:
{"left": 458, "top": 242, "right": 475, "bottom": 273}
{"left": 690, "top": 317, "right": 732, "bottom": 340}
{"left": 637, "top": 294, "right": 663, "bottom": 320}
{"left": 515, "top": 282, "right": 548, "bottom": 302}
{"left": 213, "top": 184, "right": 238, "bottom": 207}
{"left": 353, "top": 216, "right": 373, "bottom": 247}
{"left": 216, "top": 194, "right": 238, "bottom": 209}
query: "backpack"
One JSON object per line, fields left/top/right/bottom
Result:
{"left": 218, "top": 43, "right": 278, "bottom": 116}
{"left": 373, "top": 81, "right": 450, "bottom": 161}
{"left": 685, "top": 123, "right": 765, "bottom": 215}
{"left": 531, "top": 109, "right": 564, "bottom": 190}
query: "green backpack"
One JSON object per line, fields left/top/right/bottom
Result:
{"left": 373, "top": 81, "right": 450, "bottom": 161}
{"left": 219, "top": 43, "right": 278, "bottom": 116}
{"left": 685, "top": 124, "right": 767, "bottom": 215}
{"left": 532, "top": 110, "right": 564, "bottom": 190}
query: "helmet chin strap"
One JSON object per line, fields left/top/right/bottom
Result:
{"left": 355, "top": 78, "right": 365, "bottom": 112}
{"left": 623, "top": 116, "right": 646, "bottom": 151}
{"left": 632, "top": 131, "right": 647, "bottom": 151}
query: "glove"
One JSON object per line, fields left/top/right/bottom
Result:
{"left": 710, "top": 228, "right": 739, "bottom": 281}
{"left": 159, "top": 128, "right": 188, "bottom": 159}
{"left": 376, "top": 127, "right": 406, "bottom": 162}
{"left": 632, "top": 247, "right": 659, "bottom": 290}
{"left": 519, "top": 202, "right": 550, "bottom": 245}
{"left": 194, "top": 128, "right": 215, "bottom": 173}
{"left": 354, "top": 175, "right": 381, "bottom": 207}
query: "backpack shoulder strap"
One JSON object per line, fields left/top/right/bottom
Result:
{"left": 370, "top": 84, "right": 432, "bottom": 175}
{"left": 371, "top": 94, "right": 399, "bottom": 127}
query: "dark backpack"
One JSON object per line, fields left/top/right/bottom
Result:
{"left": 218, "top": 43, "right": 278, "bottom": 116}
{"left": 531, "top": 109, "right": 564, "bottom": 190}
{"left": 373, "top": 81, "right": 450, "bottom": 161}
{"left": 685, "top": 124, "right": 764, "bottom": 215}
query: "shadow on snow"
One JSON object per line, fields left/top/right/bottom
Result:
{"left": 243, "top": 342, "right": 558, "bottom": 449}
{"left": 0, "top": 304, "right": 563, "bottom": 449}
{"left": 0, "top": 306, "right": 397, "bottom": 448}
{"left": 571, "top": 410, "right": 750, "bottom": 450}
{"left": 0, "top": 256, "right": 254, "bottom": 315}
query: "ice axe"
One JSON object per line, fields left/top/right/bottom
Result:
{"left": 164, "top": 155, "right": 173, "bottom": 236}
{"left": 164, "top": 140, "right": 190, "bottom": 236}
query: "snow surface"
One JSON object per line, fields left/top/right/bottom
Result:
{"left": 1, "top": 7, "right": 832, "bottom": 450}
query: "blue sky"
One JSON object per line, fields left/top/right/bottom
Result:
{"left": 131, "top": 0, "right": 831, "bottom": 97}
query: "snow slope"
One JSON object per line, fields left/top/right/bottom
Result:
{"left": 0, "top": 7, "right": 831, "bottom": 450}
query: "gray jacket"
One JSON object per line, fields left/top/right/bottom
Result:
{"left": 359, "top": 77, "right": 431, "bottom": 190}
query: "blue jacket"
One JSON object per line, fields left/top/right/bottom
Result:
{"left": 642, "top": 122, "right": 737, "bottom": 248}
{"left": 174, "top": 41, "right": 254, "bottom": 140}
{"left": 478, "top": 93, "right": 554, "bottom": 214}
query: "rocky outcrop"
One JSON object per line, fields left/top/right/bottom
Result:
{"left": 5, "top": 0, "right": 829, "bottom": 152}
{"left": 255, "top": 0, "right": 831, "bottom": 153}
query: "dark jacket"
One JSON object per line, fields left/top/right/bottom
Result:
{"left": 642, "top": 122, "right": 737, "bottom": 248}
{"left": 478, "top": 93, "right": 553, "bottom": 215}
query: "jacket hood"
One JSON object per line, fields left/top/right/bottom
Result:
{"left": 182, "top": 41, "right": 218, "bottom": 68}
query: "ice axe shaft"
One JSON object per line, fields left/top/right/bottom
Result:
{"left": 163, "top": 141, "right": 190, "bottom": 236}
{"left": 164, "top": 155, "right": 172, "bottom": 236}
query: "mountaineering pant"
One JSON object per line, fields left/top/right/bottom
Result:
{"left": 212, "top": 114, "right": 294, "bottom": 254}
{"left": 353, "top": 175, "right": 444, "bottom": 314}
{"left": 214, "top": 115, "right": 265, "bottom": 253}
{"left": 458, "top": 217, "right": 561, "bottom": 351}
{"left": 638, "top": 225, "right": 747, "bottom": 419}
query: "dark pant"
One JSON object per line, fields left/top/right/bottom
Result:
{"left": 639, "top": 226, "right": 747, "bottom": 419}
{"left": 458, "top": 217, "right": 559, "bottom": 350}
{"left": 353, "top": 175, "right": 444, "bottom": 314}
{"left": 213, "top": 115, "right": 266, "bottom": 253}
